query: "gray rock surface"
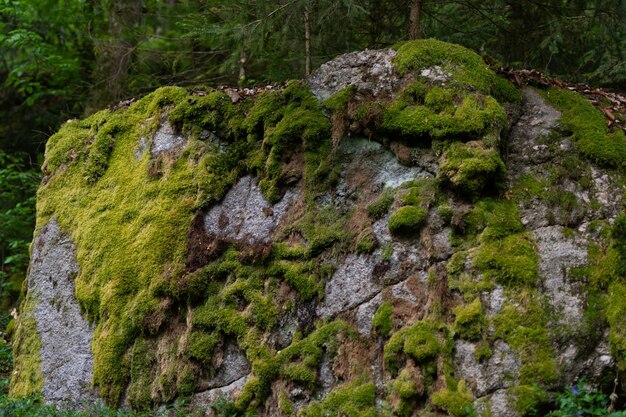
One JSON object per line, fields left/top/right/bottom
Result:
{"left": 28, "top": 219, "right": 97, "bottom": 408}
{"left": 317, "top": 254, "right": 380, "bottom": 317}
{"left": 454, "top": 339, "right": 520, "bottom": 397}
{"left": 308, "top": 49, "right": 400, "bottom": 101}
{"left": 534, "top": 226, "right": 586, "bottom": 324}
{"left": 151, "top": 121, "right": 187, "bottom": 156}
{"left": 355, "top": 293, "right": 383, "bottom": 336}
{"left": 206, "top": 342, "right": 251, "bottom": 389}
{"left": 204, "top": 176, "right": 298, "bottom": 245}
{"left": 189, "top": 374, "right": 251, "bottom": 415}
{"left": 475, "top": 389, "right": 517, "bottom": 417}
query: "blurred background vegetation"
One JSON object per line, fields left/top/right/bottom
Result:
{"left": 0, "top": 0, "right": 624, "bottom": 360}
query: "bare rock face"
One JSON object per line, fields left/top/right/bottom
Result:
{"left": 26, "top": 219, "right": 97, "bottom": 408}
{"left": 307, "top": 48, "right": 401, "bottom": 100}
{"left": 204, "top": 176, "right": 298, "bottom": 246}
{"left": 13, "top": 41, "right": 626, "bottom": 417}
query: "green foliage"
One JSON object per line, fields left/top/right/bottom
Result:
{"left": 546, "top": 380, "right": 626, "bottom": 417}
{"left": 388, "top": 206, "right": 427, "bottom": 236}
{"left": 0, "top": 151, "right": 39, "bottom": 310}
{"left": 541, "top": 88, "right": 626, "bottom": 170}
{"left": 372, "top": 302, "right": 393, "bottom": 337}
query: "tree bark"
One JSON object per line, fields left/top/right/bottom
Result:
{"left": 409, "top": 0, "right": 421, "bottom": 40}
{"left": 304, "top": 7, "right": 312, "bottom": 76}
{"left": 239, "top": 48, "right": 248, "bottom": 83}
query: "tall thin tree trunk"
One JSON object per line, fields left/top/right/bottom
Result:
{"left": 304, "top": 7, "right": 311, "bottom": 76}
{"left": 239, "top": 48, "right": 248, "bottom": 83}
{"left": 409, "top": 0, "right": 421, "bottom": 40}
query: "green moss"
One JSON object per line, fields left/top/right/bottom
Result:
{"left": 295, "top": 205, "right": 352, "bottom": 257}
{"left": 509, "top": 385, "right": 548, "bottom": 415}
{"left": 540, "top": 87, "right": 626, "bottom": 170}
{"left": 392, "top": 369, "right": 417, "bottom": 400}
{"left": 9, "top": 301, "right": 42, "bottom": 398}
{"left": 424, "top": 86, "right": 455, "bottom": 113}
{"left": 493, "top": 291, "right": 558, "bottom": 384}
{"left": 388, "top": 206, "right": 427, "bottom": 236}
{"left": 268, "top": 260, "right": 323, "bottom": 301}
{"left": 400, "top": 178, "right": 438, "bottom": 208}
{"left": 126, "top": 338, "right": 156, "bottom": 410}
{"left": 372, "top": 302, "right": 393, "bottom": 337}
{"left": 390, "top": 369, "right": 419, "bottom": 417}
{"left": 453, "top": 298, "right": 485, "bottom": 341}
{"left": 383, "top": 92, "right": 506, "bottom": 142}
{"left": 275, "top": 321, "right": 349, "bottom": 392}
{"left": 437, "top": 203, "right": 453, "bottom": 224}
{"left": 612, "top": 214, "right": 626, "bottom": 277}
{"left": 366, "top": 188, "right": 394, "bottom": 220}
{"left": 431, "top": 380, "right": 474, "bottom": 417}
{"left": 244, "top": 81, "right": 331, "bottom": 202}
{"left": 323, "top": 86, "right": 356, "bottom": 113}
{"left": 393, "top": 39, "right": 520, "bottom": 103}
{"left": 355, "top": 230, "right": 378, "bottom": 255}
{"left": 472, "top": 233, "right": 539, "bottom": 287}
{"left": 447, "top": 251, "right": 468, "bottom": 278}
{"left": 278, "top": 390, "right": 294, "bottom": 416}
{"left": 297, "top": 379, "right": 377, "bottom": 417}
{"left": 438, "top": 141, "right": 506, "bottom": 200}
{"left": 474, "top": 339, "right": 493, "bottom": 363}
{"left": 606, "top": 281, "right": 626, "bottom": 372}
{"left": 384, "top": 320, "right": 448, "bottom": 375}
{"left": 168, "top": 90, "right": 244, "bottom": 140}
{"left": 186, "top": 331, "right": 220, "bottom": 367}
{"left": 29, "top": 79, "right": 343, "bottom": 405}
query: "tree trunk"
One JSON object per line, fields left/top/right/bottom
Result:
{"left": 409, "top": 0, "right": 421, "bottom": 40}
{"left": 304, "top": 7, "right": 312, "bottom": 76}
{"left": 87, "top": 0, "right": 143, "bottom": 111}
{"left": 239, "top": 48, "right": 248, "bottom": 83}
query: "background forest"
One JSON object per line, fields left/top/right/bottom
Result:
{"left": 0, "top": 0, "right": 625, "bottom": 398}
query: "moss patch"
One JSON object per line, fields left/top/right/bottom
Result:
{"left": 9, "top": 301, "right": 42, "bottom": 398}
{"left": 431, "top": 380, "right": 474, "bottom": 417}
{"left": 297, "top": 379, "right": 377, "bottom": 417}
{"left": 453, "top": 298, "right": 485, "bottom": 341}
{"left": 438, "top": 141, "right": 506, "bottom": 200}
{"left": 493, "top": 291, "right": 558, "bottom": 384}
{"left": 388, "top": 206, "right": 427, "bottom": 236}
{"left": 540, "top": 87, "right": 626, "bottom": 170}
{"left": 372, "top": 302, "right": 393, "bottom": 337}
{"left": 384, "top": 320, "right": 450, "bottom": 375}
{"left": 393, "top": 39, "right": 520, "bottom": 103}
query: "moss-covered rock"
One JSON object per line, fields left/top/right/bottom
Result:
{"left": 12, "top": 39, "right": 626, "bottom": 417}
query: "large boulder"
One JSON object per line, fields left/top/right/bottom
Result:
{"left": 11, "top": 39, "right": 626, "bottom": 416}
